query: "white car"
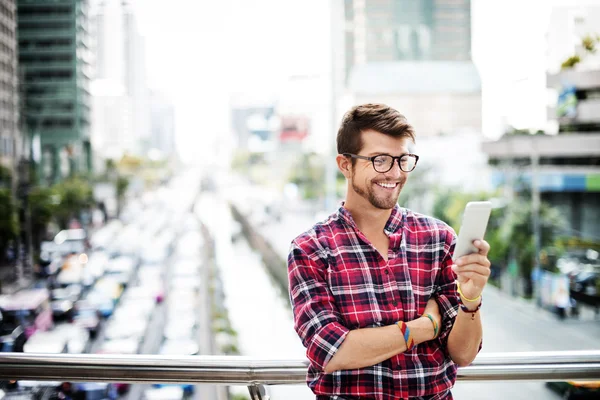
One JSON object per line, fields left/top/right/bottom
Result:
{"left": 104, "top": 317, "right": 148, "bottom": 341}
{"left": 98, "top": 338, "right": 139, "bottom": 354}
{"left": 143, "top": 386, "right": 184, "bottom": 400}
{"left": 53, "top": 323, "right": 90, "bottom": 354}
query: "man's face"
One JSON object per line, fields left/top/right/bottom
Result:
{"left": 349, "top": 130, "right": 411, "bottom": 210}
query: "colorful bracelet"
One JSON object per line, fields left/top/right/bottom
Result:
{"left": 458, "top": 296, "right": 482, "bottom": 320}
{"left": 423, "top": 313, "right": 439, "bottom": 339}
{"left": 456, "top": 281, "right": 482, "bottom": 302}
{"left": 396, "top": 321, "right": 414, "bottom": 350}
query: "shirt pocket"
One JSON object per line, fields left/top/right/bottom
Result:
{"left": 326, "top": 265, "right": 384, "bottom": 329}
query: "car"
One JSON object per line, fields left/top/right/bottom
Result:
{"left": 154, "top": 339, "right": 199, "bottom": 395}
{"left": 83, "top": 290, "right": 115, "bottom": 318}
{"left": 123, "top": 284, "right": 164, "bottom": 304}
{"left": 546, "top": 381, "right": 600, "bottom": 399}
{"left": 73, "top": 301, "right": 102, "bottom": 337}
{"left": 53, "top": 323, "right": 90, "bottom": 354}
{"left": 93, "top": 277, "right": 124, "bottom": 304}
{"left": 112, "top": 298, "right": 156, "bottom": 321}
{"left": 23, "top": 331, "right": 68, "bottom": 354}
{"left": 97, "top": 338, "right": 139, "bottom": 355}
{"left": 143, "top": 386, "right": 184, "bottom": 400}
{"left": 50, "top": 285, "right": 82, "bottom": 321}
{"left": 572, "top": 271, "right": 598, "bottom": 296}
{"left": 104, "top": 317, "right": 148, "bottom": 341}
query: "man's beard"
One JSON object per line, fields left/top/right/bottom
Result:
{"left": 351, "top": 175, "right": 404, "bottom": 210}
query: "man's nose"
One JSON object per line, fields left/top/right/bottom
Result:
{"left": 385, "top": 159, "right": 403, "bottom": 177}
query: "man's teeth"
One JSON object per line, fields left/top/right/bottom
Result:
{"left": 377, "top": 182, "right": 396, "bottom": 188}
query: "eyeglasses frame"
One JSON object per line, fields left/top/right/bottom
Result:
{"left": 342, "top": 153, "right": 420, "bottom": 173}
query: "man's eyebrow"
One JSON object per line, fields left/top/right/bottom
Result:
{"left": 365, "top": 151, "right": 406, "bottom": 157}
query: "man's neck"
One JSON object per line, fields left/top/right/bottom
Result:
{"left": 344, "top": 199, "right": 393, "bottom": 236}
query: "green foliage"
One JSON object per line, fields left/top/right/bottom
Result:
{"left": 116, "top": 175, "right": 130, "bottom": 199}
{"left": 560, "top": 33, "right": 600, "bottom": 69}
{"left": 581, "top": 34, "right": 600, "bottom": 53}
{"left": 0, "top": 189, "right": 19, "bottom": 261}
{"left": 51, "top": 177, "right": 94, "bottom": 229}
{"left": 231, "top": 150, "right": 250, "bottom": 172}
{"left": 561, "top": 55, "right": 581, "bottom": 69}
{"left": 0, "top": 165, "right": 12, "bottom": 188}
{"left": 28, "top": 186, "right": 56, "bottom": 245}
{"left": 287, "top": 152, "right": 326, "bottom": 200}
{"left": 430, "top": 189, "right": 565, "bottom": 283}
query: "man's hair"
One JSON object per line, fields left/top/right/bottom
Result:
{"left": 336, "top": 103, "right": 416, "bottom": 157}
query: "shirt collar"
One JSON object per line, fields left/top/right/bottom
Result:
{"left": 337, "top": 203, "right": 405, "bottom": 235}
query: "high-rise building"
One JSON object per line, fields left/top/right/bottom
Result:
{"left": 0, "top": 0, "right": 19, "bottom": 182}
{"left": 17, "top": 0, "right": 92, "bottom": 184}
{"left": 149, "top": 90, "right": 175, "bottom": 159}
{"left": 344, "top": 0, "right": 471, "bottom": 80}
{"left": 90, "top": 0, "right": 149, "bottom": 159}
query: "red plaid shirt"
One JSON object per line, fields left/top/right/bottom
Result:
{"left": 288, "top": 204, "right": 461, "bottom": 400}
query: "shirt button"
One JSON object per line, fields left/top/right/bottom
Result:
{"left": 384, "top": 269, "right": 389, "bottom": 275}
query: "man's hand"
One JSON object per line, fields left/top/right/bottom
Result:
{"left": 452, "top": 240, "right": 491, "bottom": 302}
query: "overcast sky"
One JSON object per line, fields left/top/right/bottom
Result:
{"left": 136, "top": 0, "right": 599, "bottom": 162}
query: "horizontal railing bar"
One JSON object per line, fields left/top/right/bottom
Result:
{"left": 1, "top": 351, "right": 599, "bottom": 385}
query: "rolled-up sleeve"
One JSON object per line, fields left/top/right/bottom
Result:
{"left": 288, "top": 241, "right": 349, "bottom": 372}
{"left": 433, "top": 228, "right": 459, "bottom": 353}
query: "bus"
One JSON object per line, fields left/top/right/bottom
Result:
{"left": 0, "top": 289, "right": 54, "bottom": 339}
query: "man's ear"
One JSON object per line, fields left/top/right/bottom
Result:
{"left": 336, "top": 154, "right": 352, "bottom": 179}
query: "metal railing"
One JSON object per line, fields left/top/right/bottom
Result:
{"left": 1, "top": 351, "right": 600, "bottom": 400}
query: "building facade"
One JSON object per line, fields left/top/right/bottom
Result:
{"left": 0, "top": 0, "right": 19, "bottom": 183}
{"left": 89, "top": 0, "right": 149, "bottom": 160}
{"left": 343, "top": 0, "right": 471, "bottom": 81}
{"left": 149, "top": 90, "right": 175, "bottom": 159}
{"left": 17, "top": 0, "right": 92, "bottom": 184}
{"left": 483, "top": 4, "right": 600, "bottom": 241}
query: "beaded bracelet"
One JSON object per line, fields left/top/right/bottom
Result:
{"left": 423, "top": 313, "right": 439, "bottom": 339}
{"left": 458, "top": 297, "right": 482, "bottom": 320}
{"left": 396, "top": 321, "right": 414, "bottom": 350}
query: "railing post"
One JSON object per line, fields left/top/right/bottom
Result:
{"left": 248, "top": 383, "right": 270, "bottom": 400}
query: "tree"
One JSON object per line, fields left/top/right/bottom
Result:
{"left": 115, "top": 175, "right": 130, "bottom": 216}
{"left": 52, "top": 177, "right": 94, "bottom": 229}
{"left": 287, "top": 152, "right": 326, "bottom": 200}
{"left": 28, "top": 186, "right": 56, "bottom": 250}
{"left": 429, "top": 187, "right": 564, "bottom": 294}
{"left": 0, "top": 165, "right": 12, "bottom": 188}
{"left": 0, "top": 189, "right": 19, "bottom": 264}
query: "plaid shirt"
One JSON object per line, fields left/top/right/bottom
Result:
{"left": 288, "top": 204, "right": 461, "bottom": 400}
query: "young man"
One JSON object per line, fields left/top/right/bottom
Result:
{"left": 287, "top": 104, "right": 490, "bottom": 399}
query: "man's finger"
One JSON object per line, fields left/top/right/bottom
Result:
{"left": 456, "top": 253, "right": 491, "bottom": 269}
{"left": 474, "top": 239, "right": 490, "bottom": 256}
{"left": 452, "top": 264, "right": 491, "bottom": 278}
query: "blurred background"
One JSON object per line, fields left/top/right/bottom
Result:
{"left": 0, "top": 0, "right": 599, "bottom": 399}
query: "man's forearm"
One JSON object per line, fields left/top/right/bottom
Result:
{"left": 323, "top": 317, "right": 435, "bottom": 373}
{"left": 447, "top": 307, "right": 482, "bottom": 367}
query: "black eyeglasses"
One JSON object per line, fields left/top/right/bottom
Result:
{"left": 343, "top": 153, "right": 419, "bottom": 173}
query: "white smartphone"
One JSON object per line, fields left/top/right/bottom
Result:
{"left": 452, "top": 201, "right": 492, "bottom": 261}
